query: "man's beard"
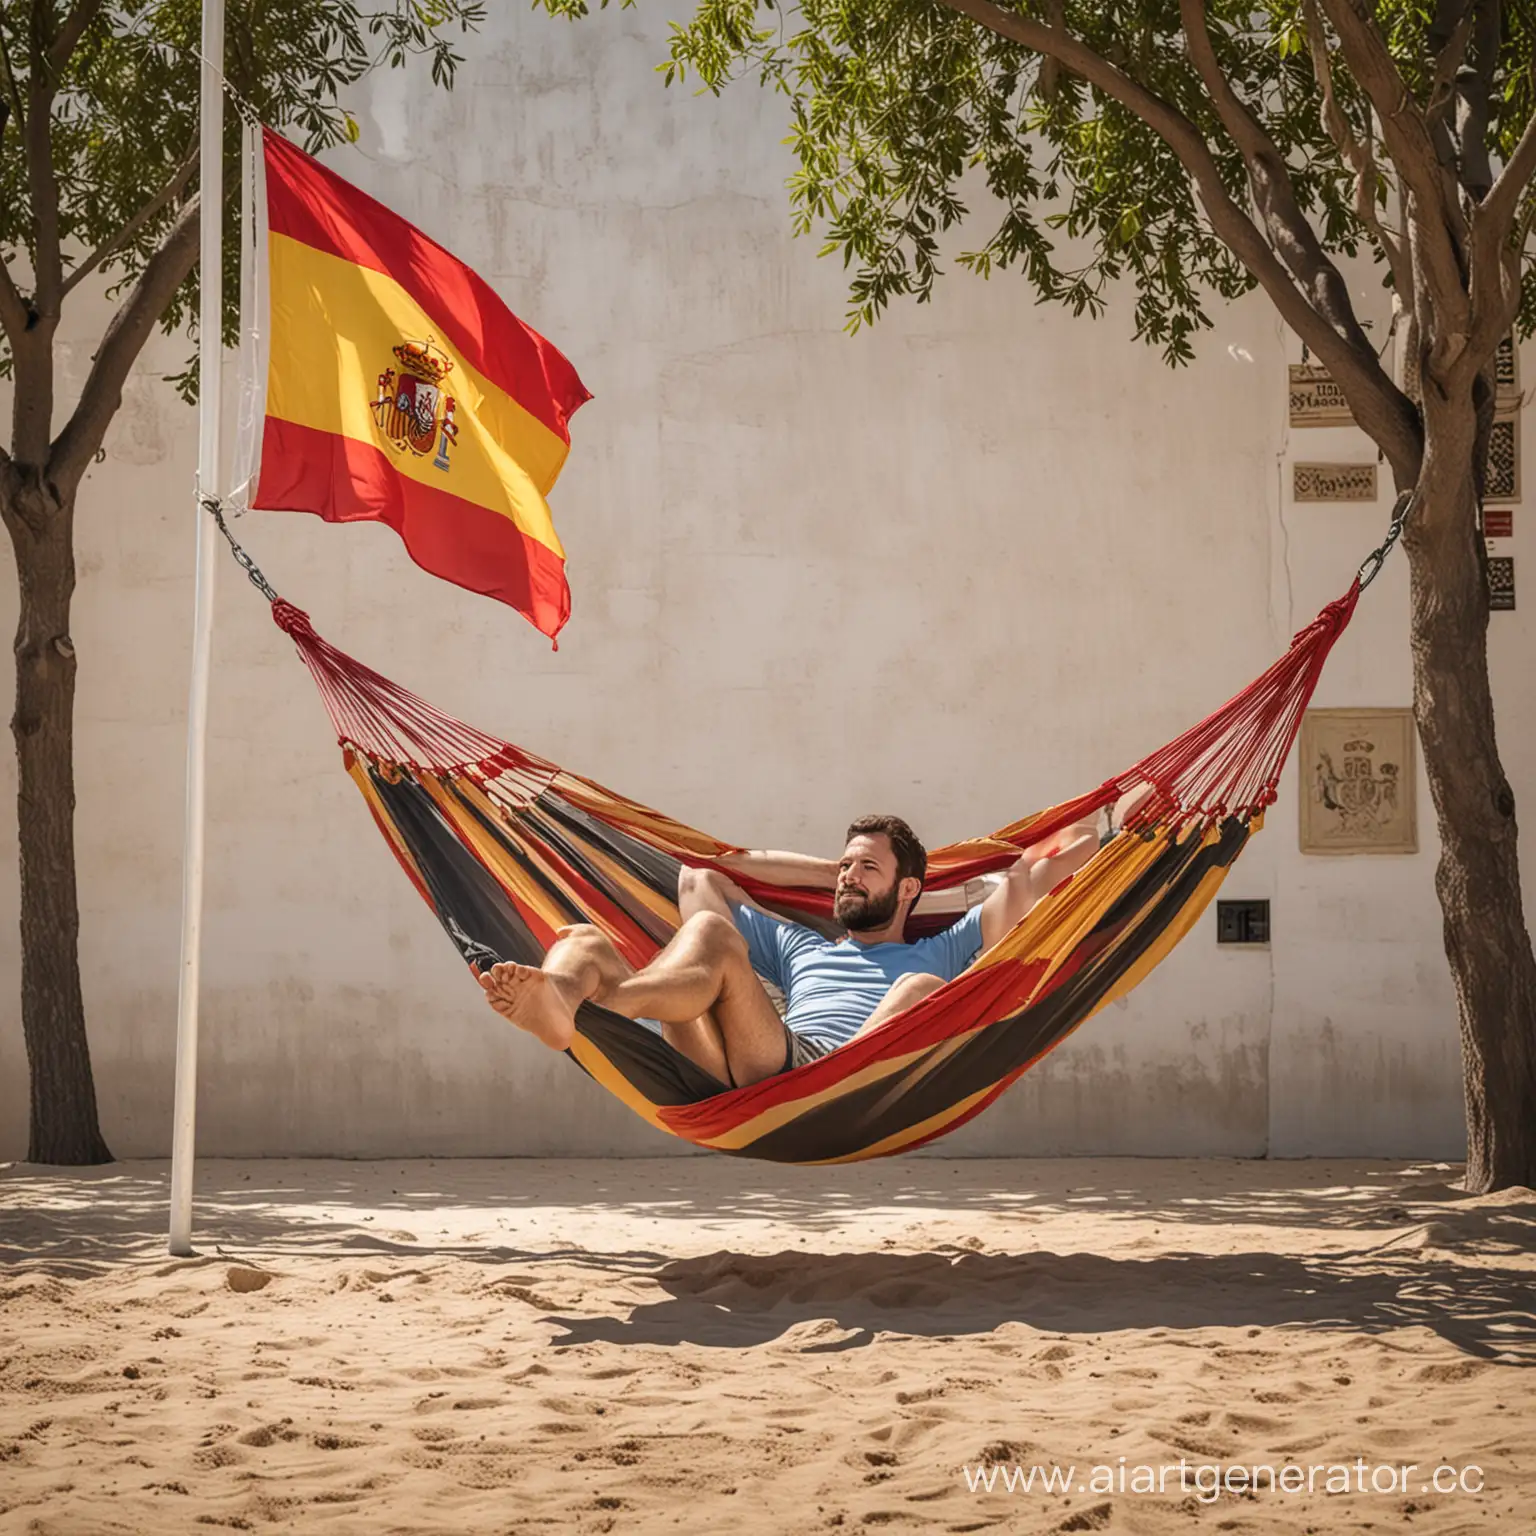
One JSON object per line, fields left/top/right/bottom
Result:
{"left": 835, "top": 882, "right": 901, "bottom": 932}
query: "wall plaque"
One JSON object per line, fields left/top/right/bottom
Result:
{"left": 1488, "top": 556, "right": 1516, "bottom": 611}
{"left": 1485, "top": 507, "right": 1513, "bottom": 539}
{"left": 1289, "top": 364, "right": 1356, "bottom": 426}
{"left": 1293, "top": 462, "right": 1377, "bottom": 502}
{"left": 1300, "top": 708, "right": 1417, "bottom": 855}
{"left": 1495, "top": 332, "right": 1521, "bottom": 401}
{"left": 1486, "top": 412, "right": 1521, "bottom": 503}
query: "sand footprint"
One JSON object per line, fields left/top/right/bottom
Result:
{"left": 192, "top": 1443, "right": 245, "bottom": 1470}
{"left": 236, "top": 1420, "right": 299, "bottom": 1447}
{"left": 1058, "top": 1501, "right": 1113, "bottom": 1531}
{"left": 225, "top": 1267, "right": 273, "bottom": 1295}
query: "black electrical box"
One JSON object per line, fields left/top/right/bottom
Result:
{"left": 1217, "top": 899, "right": 1270, "bottom": 945}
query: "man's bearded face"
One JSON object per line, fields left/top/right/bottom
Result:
{"left": 834, "top": 833, "right": 908, "bottom": 932}
{"left": 833, "top": 878, "right": 901, "bottom": 931}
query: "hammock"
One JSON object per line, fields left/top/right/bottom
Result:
{"left": 258, "top": 568, "right": 1364, "bottom": 1165}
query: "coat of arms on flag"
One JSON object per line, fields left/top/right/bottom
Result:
{"left": 373, "top": 338, "right": 459, "bottom": 469}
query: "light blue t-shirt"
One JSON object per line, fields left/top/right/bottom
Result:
{"left": 732, "top": 903, "right": 985, "bottom": 1051}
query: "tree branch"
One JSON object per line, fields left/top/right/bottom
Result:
{"left": 49, "top": 195, "right": 201, "bottom": 491}
{"left": 1424, "top": 0, "right": 1473, "bottom": 132}
{"left": 1480, "top": 102, "right": 1536, "bottom": 247}
{"left": 1316, "top": 0, "right": 1468, "bottom": 314}
{"left": 1461, "top": 241, "right": 1519, "bottom": 385}
{"left": 0, "top": 257, "right": 25, "bottom": 345}
{"left": 60, "top": 140, "right": 199, "bottom": 299}
{"left": 0, "top": 15, "right": 24, "bottom": 126}
{"left": 933, "top": 0, "right": 1423, "bottom": 480}
{"left": 1422, "top": 0, "right": 1472, "bottom": 191}
{"left": 0, "top": 99, "right": 26, "bottom": 339}
{"left": 25, "top": 0, "right": 64, "bottom": 314}
{"left": 1300, "top": 0, "right": 1413, "bottom": 302}
{"left": 47, "top": 0, "right": 103, "bottom": 73}
{"left": 1037, "top": 0, "right": 1065, "bottom": 100}
{"left": 1180, "top": 0, "right": 1377, "bottom": 357}
{"left": 1463, "top": 110, "right": 1536, "bottom": 374}
{"left": 1449, "top": 0, "right": 1499, "bottom": 198}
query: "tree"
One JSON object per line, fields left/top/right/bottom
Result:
{"left": 542, "top": 0, "right": 1536, "bottom": 1189}
{"left": 0, "top": 0, "right": 483, "bottom": 1164}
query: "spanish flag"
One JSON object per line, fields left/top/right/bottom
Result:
{"left": 246, "top": 129, "right": 589, "bottom": 642}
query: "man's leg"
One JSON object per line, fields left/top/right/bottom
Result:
{"left": 479, "top": 912, "right": 789, "bottom": 1086}
{"left": 604, "top": 912, "right": 788, "bottom": 1086}
{"left": 656, "top": 1013, "right": 732, "bottom": 1088}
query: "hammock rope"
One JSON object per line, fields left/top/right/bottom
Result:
{"left": 210, "top": 490, "right": 1409, "bottom": 1162}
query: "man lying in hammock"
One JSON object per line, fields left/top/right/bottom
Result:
{"left": 477, "top": 811, "right": 1102, "bottom": 1089}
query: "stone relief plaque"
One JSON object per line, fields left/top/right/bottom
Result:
{"left": 1488, "top": 556, "right": 1516, "bottom": 611}
{"left": 1486, "top": 412, "right": 1520, "bottom": 503}
{"left": 1495, "top": 332, "right": 1521, "bottom": 400}
{"left": 1289, "top": 364, "right": 1356, "bottom": 426}
{"left": 1300, "top": 708, "right": 1417, "bottom": 855}
{"left": 1293, "top": 462, "right": 1377, "bottom": 502}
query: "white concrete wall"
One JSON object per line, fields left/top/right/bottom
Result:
{"left": 1, "top": 4, "right": 1527, "bottom": 1158}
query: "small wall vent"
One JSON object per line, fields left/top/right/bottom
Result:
{"left": 1217, "top": 899, "right": 1270, "bottom": 945}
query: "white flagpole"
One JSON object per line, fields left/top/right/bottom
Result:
{"left": 168, "top": 0, "right": 226, "bottom": 1257}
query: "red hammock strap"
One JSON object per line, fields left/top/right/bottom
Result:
{"left": 1128, "top": 583, "right": 1359, "bottom": 820}
{"left": 271, "top": 600, "right": 557, "bottom": 801}
{"left": 271, "top": 580, "right": 1360, "bottom": 846}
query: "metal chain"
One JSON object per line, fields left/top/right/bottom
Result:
{"left": 200, "top": 495, "right": 282, "bottom": 604}
{"left": 1357, "top": 488, "right": 1415, "bottom": 592}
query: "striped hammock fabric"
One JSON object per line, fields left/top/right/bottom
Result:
{"left": 269, "top": 584, "right": 1359, "bottom": 1163}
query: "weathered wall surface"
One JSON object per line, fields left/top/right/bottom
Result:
{"left": 1, "top": 5, "right": 1526, "bottom": 1158}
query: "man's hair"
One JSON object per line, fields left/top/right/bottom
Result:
{"left": 845, "top": 814, "right": 927, "bottom": 889}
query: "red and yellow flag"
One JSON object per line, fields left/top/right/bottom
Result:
{"left": 250, "top": 129, "right": 590, "bottom": 642}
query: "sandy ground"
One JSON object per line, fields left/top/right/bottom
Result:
{"left": 0, "top": 1157, "right": 1532, "bottom": 1535}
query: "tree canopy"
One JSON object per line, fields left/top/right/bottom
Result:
{"left": 540, "top": 0, "right": 1532, "bottom": 473}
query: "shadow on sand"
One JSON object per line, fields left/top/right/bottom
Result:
{"left": 2, "top": 1158, "right": 1531, "bottom": 1365}
{"left": 544, "top": 1243, "right": 1536, "bottom": 1363}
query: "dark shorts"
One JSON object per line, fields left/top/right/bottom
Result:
{"left": 782, "top": 1027, "right": 837, "bottom": 1074}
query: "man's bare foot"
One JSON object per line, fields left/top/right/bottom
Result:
{"left": 477, "top": 962, "right": 583, "bottom": 1050}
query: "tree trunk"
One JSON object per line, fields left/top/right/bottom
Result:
{"left": 1, "top": 471, "right": 111, "bottom": 1165}
{"left": 1403, "top": 400, "right": 1536, "bottom": 1193}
